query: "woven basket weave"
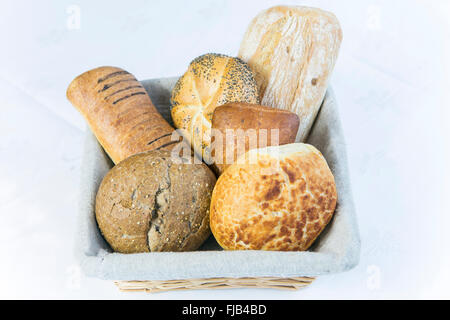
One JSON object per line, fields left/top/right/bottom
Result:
{"left": 115, "top": 277, "right": 315, "bottom": 293}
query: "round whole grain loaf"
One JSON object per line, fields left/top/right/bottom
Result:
{"left": 95, "top": 149, "right": 216, "bottom": 253}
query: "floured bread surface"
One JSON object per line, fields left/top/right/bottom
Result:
{"left": 95, "top": 149, "right": 216, "bottom": 253}
{"left": 210, "top": 143, "right": 337, "bottom": 251}
{"left": 171, "top": 53, "right": 259, "bottom": 163}
{"left": 238, "top": 6, "right": 342, "bottom": 142}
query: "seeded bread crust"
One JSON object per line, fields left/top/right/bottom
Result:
{"left": 170, "top": 53, "right": 259, "bottom": 163}
{"left": 95, "top": 149, "right": 216, "bottom": 253}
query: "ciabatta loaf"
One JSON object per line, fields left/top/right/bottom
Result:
{"left": 238, "top": 6, "right": 342, "bottom": 141}
{"left": 170, "top": 53, "right": 259, "bottom": 164}
{"left": 210, "top": 143, "right": 337, "bottom": 251}
{"left": 67, "top": 66, "right": 178, "bottom": 163}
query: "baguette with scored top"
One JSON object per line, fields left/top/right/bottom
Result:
{"left": 67, "top": 66, "right": 178, "bottom": 163}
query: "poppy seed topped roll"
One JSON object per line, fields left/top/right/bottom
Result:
{"left": 170, "top": 53, "right": 259, "bottom": 163}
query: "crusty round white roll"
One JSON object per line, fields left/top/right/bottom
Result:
{"left": 210, "top": 143, "right": 337, "bottom": 251}
{"left": 238, "top": 6, "right": 342, "bottom": 142}
{"left": 170, "top": 53, "right": 259, "bottom": 163}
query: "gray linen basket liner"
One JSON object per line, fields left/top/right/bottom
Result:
{"left": 75, "top": 77, "right": 360, "bottom": 281}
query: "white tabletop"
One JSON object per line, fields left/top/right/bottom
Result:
{"left": 0, "top": 0, "right": 449, "bottom": 299}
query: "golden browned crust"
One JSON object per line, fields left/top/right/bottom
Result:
{"left": 210, "top": 143, "right": 337, "bottom": 251}
{"left": 211, "top": 102, "right": 299, "bottom": 175}
{"left": 170, "top": 53, "right": 259, "bottom": 163}
{"left": 95, "top": 149, "right": 216, "bottom": 253}
{"left": 238, "top": 6, "right": 342, "bottom": 142}
{"left": 67, "top": 66, "right": 178, "bottom": 164}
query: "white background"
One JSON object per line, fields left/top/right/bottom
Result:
{"left": 0, "top": 0, "right": 449, "bottom": 299}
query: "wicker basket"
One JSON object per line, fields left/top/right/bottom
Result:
{"left": 76, "top": 77, "right": 360, "bottom": 293}
{"left": 115, "top": 277, "right": 315, "bottom": 293}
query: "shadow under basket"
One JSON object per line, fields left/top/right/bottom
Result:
{"left": 76, "top": 77, "right": 360, "bottom": 293}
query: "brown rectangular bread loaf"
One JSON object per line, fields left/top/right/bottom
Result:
{"left": 67, "top": 66, "right": 178, "bottom": 163}
{"left": 211, "top": 102, "right": 299, "bottom": 175}
{"left": 238, "top": 6, "right": 342, "bottom": 142}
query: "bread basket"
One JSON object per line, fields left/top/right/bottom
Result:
{"left": 76, "top": 77, "right": 360, "bottom": 293}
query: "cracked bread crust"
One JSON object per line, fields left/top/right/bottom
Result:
{"left": 95, "top": 149, "right": 216, "bottom": 253}
{"left": 210, "top": 143, "right": 337, "bottom": 251}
